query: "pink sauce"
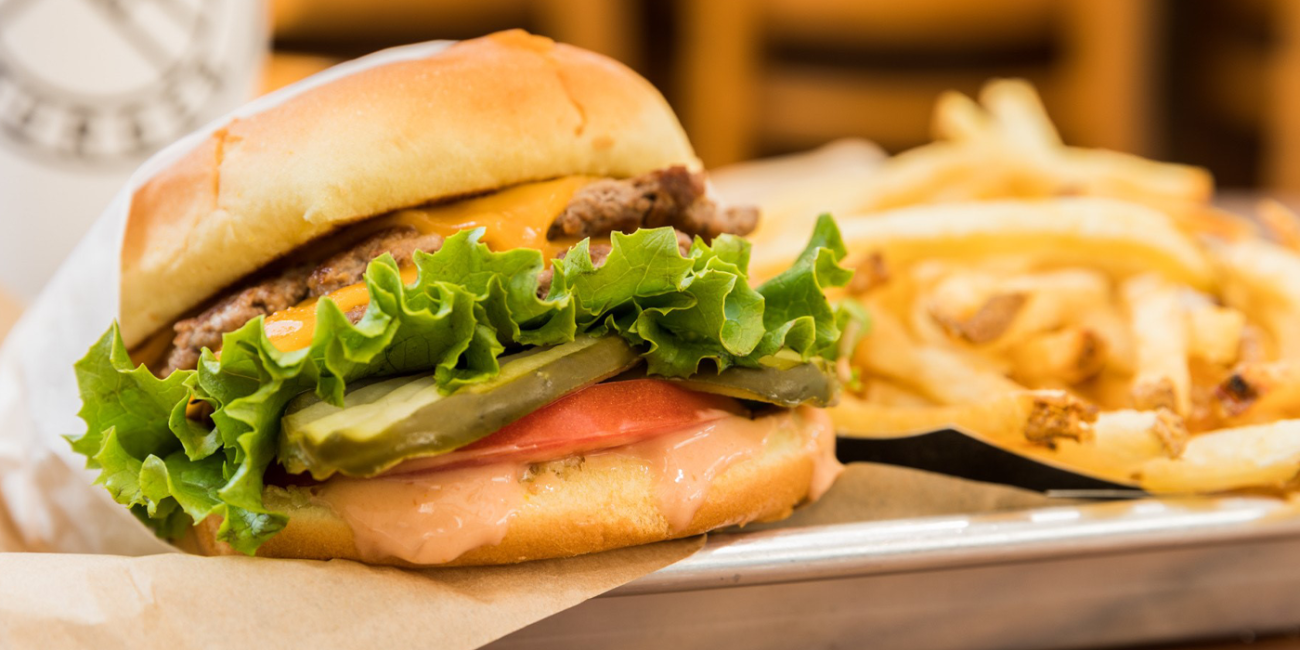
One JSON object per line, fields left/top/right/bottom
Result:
{"left": 614, "top": 415, "right": 773, "bottom": 531}
{"left": 316, "top": 463, "right": 526, "bottom": 565}
{"left": 312, "top": 407, "right": 842, "bottom": 564}
{"left": 801, "top": 407, "right": 843, "bottom": 500}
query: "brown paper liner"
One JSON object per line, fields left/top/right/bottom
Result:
{"left": 0, "top": 462, "right": 1069, "bottom": 649}
{"left": 0, "top": 537, "right": 703, "bottom": 649}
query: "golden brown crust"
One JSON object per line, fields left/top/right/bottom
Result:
{"left": 120, "top": 30, "right": 697, "bottom": 347}
{"left": 189, "top": 412, "right": 827, "bottom": 567}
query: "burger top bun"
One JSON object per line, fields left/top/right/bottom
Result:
{"left": 119, "top": 30, "right": 697, "bottom": 347}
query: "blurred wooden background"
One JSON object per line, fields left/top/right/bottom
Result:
{"left": 10, "top": 0, "right": 1300, "bottom": 333}
{"left": 7, "top": 1, "right": 1298, "bottom": 314}
{"left": 265, "top": 0, "right": 1300, "bottom": 191}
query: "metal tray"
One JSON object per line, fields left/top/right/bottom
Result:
{"left": 490, "top": 495, "right": 1300, "bottom": 649}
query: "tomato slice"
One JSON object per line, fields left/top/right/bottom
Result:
{"left": 386, "top": 379, "right": 745, "bottom": 474}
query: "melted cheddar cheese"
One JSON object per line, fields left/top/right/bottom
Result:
{"left": 382, "top": 176, "right": 590, "bottom": 262}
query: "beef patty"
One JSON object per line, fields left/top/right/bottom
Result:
{"left": 163, "top": 227, "right": 444, "bottom": 374}
{"left": 549, "top": 166, "right": 757, "bottom": 241}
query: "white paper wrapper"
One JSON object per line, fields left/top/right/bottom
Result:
{"left": 0, "top": 40, "right": 463, "bottom": 555}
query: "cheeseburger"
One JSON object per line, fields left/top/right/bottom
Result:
{"left": 70, "top": 31, "right": 853, "bottom": 566}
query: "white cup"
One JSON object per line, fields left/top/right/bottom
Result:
{"left": 0, "top": 0, "right": 267, "bottom": 301}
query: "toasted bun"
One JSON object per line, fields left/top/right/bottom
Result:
{"left": 120, "top": 30, "right": 697, "bottom": 347}
{"left": 188, "top": 409, "right": 836, "bottom": 567}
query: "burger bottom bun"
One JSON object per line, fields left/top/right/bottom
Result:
{"left": 187, "top": 407, "right": 834, "bottom": 567}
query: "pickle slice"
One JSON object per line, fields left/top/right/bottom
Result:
{"left": 614, "top": 354, "right": 838, "bottom": 407}
{"left": 670, "top": 360, "right": 838, "bottom": 408}
{"left": 279, "top": 335, "right": 642, "bottom": 478}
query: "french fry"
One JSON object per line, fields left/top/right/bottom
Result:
{"left": 912, "top": 267, "right": 1000, "bottom": 346}
{"left": 1122, "top": 275, "right": 1192, "bottom": 416}
{"left": 1076, "top": 370, "right": 1139, "bottom": 411}
{"left": 931, "top": 80, "right": 1209, "bottom": 206}
{"left": 1256, "top": 199, "right": 1300, "bottom": 251}
{"left": 845, "top": 252, "right": 890, "bottom": 294}
{"left": 1215, "top": 361, "right": 1300, "bottom": 423}
{"left": 912, "top": 267, "right": 1110, "bottom": 356}
{"left": 932, "top": 90, "right": 992, "bottom": 144}
{"left": 1188, "top": 357, "right": 1232, "bottom": 432}
{"left": 1141, "top": 419, "right": 1300, "bottom": 493}
{"left": 1021, "top": 391, "right": 1098, "bottom": 449}
{"left": 753, "top": 198, "right": 1216, "bottom": 289}
{"left": 1238, "top": 323, "right": 1272, "bottom": 365}
{"left": 833, "top": 389, "right": 1096, "bottom": 449}
{"left": 862, "top": 379, "right": 934, "bottom": 408}
{"left": 995, "top": 270, "right": 1112, "bottom": 347}
{"left": 854, "top": 308, "right": 1022, "bottom": 405}
{"left": 832, "top": 391, "right": 1026, "bottom": 439}
{"left": 1152, "top": 202, "right": 1256, "bottom": 243}
{"left": 852, "top": 144, "right": 1050, "bottom": 213}
{"left": 1077, "top": 307, "right": 1136, "bottom": 376}
{"left": 1009, "top": 327, "right": 1109, "bottom": 388}
{"left": 1046, "top": 410, "right": 1168, "bottom": 482}
{"left": 979, "top": 78, "right": 1062, "bottom": 153}
{"left": 1186, "top": 302, "right": 1245, "bottom": 367}
{"left": 1214, "top": 238, "right": 1300, "bottom": 362}
{"left": 932, "top": 292, "right": 1027, "bottom": 345}
{"left": 1150, "top": 408, "right": 1190, "bottom": 459}
{"left": 1054, "top": 149, "right": 1214, "bottom": 206}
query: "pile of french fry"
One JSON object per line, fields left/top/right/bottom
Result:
{"left": 754, "top": 80, "right": 1300, "bottom": 494}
